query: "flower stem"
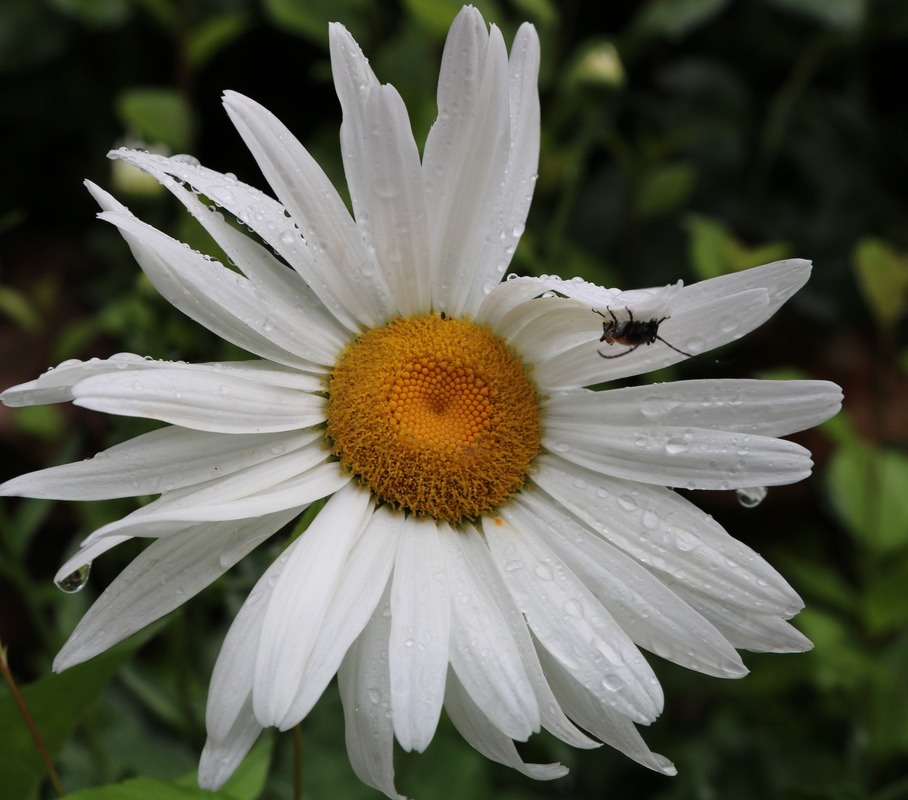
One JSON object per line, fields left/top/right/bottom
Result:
{"left": 293, "top": 723, "right": 303, "bottom": 800}
{"left": 0, "top": 641, "right": 64, "bottom": 797}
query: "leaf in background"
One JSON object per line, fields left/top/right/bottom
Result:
{"left": 403, "top": 0, "right": 503, "bottom": 35}
{"left": 827, "top": 442, "right": 908, "bottom": 554}
{"left": 685, "top": 213, "right": 790, "bottom": 279}
{"left": 116, "top": 88, "right": 194, "bottom": 153}
{"left": 636, "top": 161, "right": 696, "bottom": 218}
{"left": 763, "top": 0, "right": 866, "bottom": 31}
{"left": 853, "top": 237, "right": 908, "bottom": 335}
{"left": 47, "top": 0, "right": 133, "bottom": 26}
{"left": 263, "top": 0, "right": 368, "bottom": 44}
{"left": 633, "top": 0, "right": 730, "bottom": 39}
{"left": 176, "top": 737, "right": 273, "bottom": 800}
{"left": 0, "top": 645, "right": 137, "bottom": 800}
{"left": 188, "top": 14, "right": 250, "bottom": 70}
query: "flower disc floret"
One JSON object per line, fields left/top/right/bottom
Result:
{"left": 326, "top": 313, "right": 541, "bottom": 522}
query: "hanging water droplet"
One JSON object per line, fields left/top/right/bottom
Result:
{"left": 56, "top": 563, "right": 91, "bottom": 593}
{"left": 736, "top": 486, "right": 767, "bottom": 508}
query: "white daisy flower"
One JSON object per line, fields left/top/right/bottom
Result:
{"left": 1, "top": 6, "right": 842, "bottom": 798}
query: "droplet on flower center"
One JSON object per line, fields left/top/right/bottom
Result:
{"left": 326, "top": 313, "right": 541, "bottom": 523}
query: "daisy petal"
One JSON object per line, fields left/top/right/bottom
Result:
{"left": 108, "top": 149, "right": 363, "bottom": 335}
{"left": 91, "top": 193, "right": 324, "bottom": 370}
{"left": 222, "top": 91, "right": 396, "bottom": 328}
{"left": 338, "top": 584, "right": 405, "bottom": 800}
{"left": 457, "top": 526, "right": 599, "bottom": 750}
{"left": 198, "top": 696, "right": 263, "bottom": 792}
{"left": 424, "top": 8, "right": 512, "bottom": 315}
{"left": 281, "top": 504, "right": 401, "bottom": 726}
{"left": 252, "top": 483, "right": 373, "bottom": 726}
{"left": 667, "top": 584, "right": 812, "bottom": 652}
{"left": 533, "top": 456, "right": 803, "bottom": 615}
{"left": 54, "top": 508, "right": 298, "bottom": 671}
{"left": 75, "top": 460, "right": 347, "bottom": 540}
{"left": 360, "top": 85, "right": 432, "bottom": 316}
{"left": 544, "top": 410, "right": 813, "bottom": 490}
{"left": 328, "top": 21, "right": 380, "bottom": 224}
{"left": 389, "top": 515, "right": 451, "bottom": 752}
{"left": 71, "top": 365, "right": 325, "bottom": 433}
{"left": 537, "top": 647, "right": 677, "bottom": 775}
{"left": 0, "top": 428, "right": 319, "bottom": 500}
{"left": 536, "top": 288, "right": 771, "bottom": 389}
{"left": 440, "top": 522, "right": 539, "bottom": 741}
{"left": 206, "top": 547, "right": 283, "bottom": 744}
{"left": 461, "top": 21, "right": 541, "bottom": 311}
{"left": 516, "top": 491, "right": 746, "bottom": 678}
{"left": 545, "top": 379, "right": 842, "bottom": 437}
{"left": 94, "top": 166, "right": 347, "bottom": 365}
{"left": 444, "top": 669, "right": 567, "bottom": 780}
{"left": 483, "top": 510, "right": 663, "bottom": 724}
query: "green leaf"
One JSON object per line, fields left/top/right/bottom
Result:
{"left": 853, "top": 237, "right": 908, "bottom": 334}
{"left": 262, "top": 0, "right": 368, "bottom": 44}
{"left": 47, "top": 0, "right": 132, "bottom": 26}
{"left": 116, "top": 88, "right": 193, "bottom": 152}
{"left": 685, "top": 214, "right": 791, "bottom": 280}
{"left": 0, "top": 645, "right": 137, "bottom": 800}
{"left": 636, "top": 161, "right": 696, "bottom": 218}
{"left": 401, "top": 0, "right": 504, "bottom": 35}
{"left": 65, "top": 777, "right": 220, "bottom": 799}
{"left": 174, "top": 737, "right": 274, "bottom": 800}
{"left": 827, "top": 442, "right": 908, "bottom": 554}
{"left": 763, "top": 0, "right": 866, "bottom": 31}
{"left": 633, "top": 0, "right": 730, "bottom": 39}
{"left": 188, "top": 14, "right": 250, "bottom": 70}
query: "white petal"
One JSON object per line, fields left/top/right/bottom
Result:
{"left": 198, "top": 696, "right": 263, "bottom": 791}
{"left": 667, "top": 584, "right": 812, "bottom": 653}
{"left": 535, "top": 288, "right": 772, "bottom": 389}
{"left": 75, "top": 459, "right": 347, "bottom": 541}
{"left": 516, "top": 490, "right": 746, "bottom": 678}
{"left": 389, "top": 514, "right": 450, "bottom": 752}
{"left": 107, "top": 149, "right": 363, "bottom": 335}
{"left": 0, "top": 428, "right": 319, "bottom": 500}
{"left": 1, "top": 353, "right": 162, "bottom": 407}
{"left": 546, "top": 379, "right": 842, "bottom": 437}
{"left": 252, "top": 483, "right": 373, "bottom": 726}
{"left": 71, "top": 365, "right": 325, "bottom": 433}
{"left": 424, "top": 9, "right": 512, "bottom": 315}
{"left": 338, "top": 583, "right": 406, "bottom": 800}
{"left": 536, "top": 646, "right": 677, "bottom": 776}
{"left": 483, "top": 510, "right": 663, "bottom": 724}
{"left": 91, "top": 198, "right": 322, "bottom": 369}
{"left": 674, "top": 258, "right": 811, "bottom": 317}
{"left": 92, "top": 168, "right": 347, "bottom": 366}
{"left": 444, "top": 669, "right": 567, "bottom": 781}
{"left": 544, "top": 412, "right": 813, "bottom": 490}
{"left": 207, "top": 548, "right": 284, "bottom": 742}
{"left": 456, "top": 526, "right": 599, "bottom": 750}
{"left": 360, "top": 85, "right": 431, "bottom": 315}
{"left": 533, "top": 455, "right": 804, "bottom": 615}
{"left": 53, "top": 508, "right": 298, "bottom": 671}
{"left": 222, "top": 91, "right": 396, "bottom": 328}
{"left": 328, "top": 22, "right": 380, "bottom": 227}
{"left": 440, "top": 522, "right": 539, "bottom": 741}
{"left": 460, "top": 21, "right": 541, "bottom": 312}
{"left": 281, "top": 504, "right": 401, "bottom": 727}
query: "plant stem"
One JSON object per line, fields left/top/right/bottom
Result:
{"left": 0, "top": 642, "right": 64, "bottom": 797}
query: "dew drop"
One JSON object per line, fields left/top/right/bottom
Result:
{"left": 56, "top": 563, "right": 91, "bottom": 593}
{"left": 736, "top": 486, "right": 768, "bottom": 508}
{"left": 664, "top": 437, "right": 690, "bottom": 455}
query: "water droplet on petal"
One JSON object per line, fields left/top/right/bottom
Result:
{"left": 736, "top": 486, "right": 768, "bottom": 508}
{"left": 56, "top": 563, "right": 91, "bottom": 593}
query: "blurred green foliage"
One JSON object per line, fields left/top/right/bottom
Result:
{"left": 1, "top": 0, "right": 908, "bottom": 799}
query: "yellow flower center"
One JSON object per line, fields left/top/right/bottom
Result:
{"left": 326, "top": 313, "right": 541, "bottom": 523}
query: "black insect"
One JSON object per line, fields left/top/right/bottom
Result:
{"left": 595, "top": 306, "right": 698, "bottom": 359}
